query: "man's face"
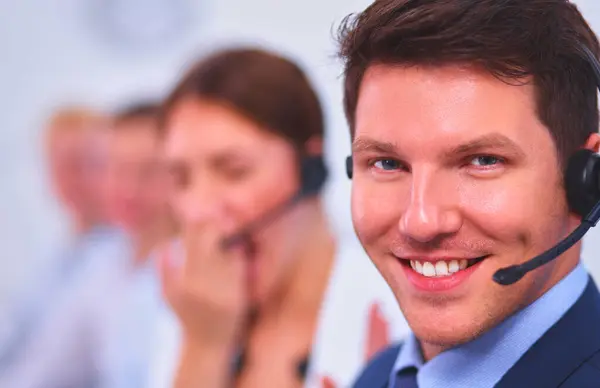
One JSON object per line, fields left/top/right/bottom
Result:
{"left": 351, "top": 64, "right": 581, "bottom": 351}
{"left": 47, "top": 129, "right": 108, "bottom": 218}
{"left": 105, "top": 118, "right": 169, "bottom": 232}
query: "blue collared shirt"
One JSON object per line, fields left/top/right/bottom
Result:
{"left": 389, "top": 262, "right": 589, "bottom": 388}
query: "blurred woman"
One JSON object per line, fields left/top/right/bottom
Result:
{"left": 159, "top": 48, "right": 338, "bottom": 388}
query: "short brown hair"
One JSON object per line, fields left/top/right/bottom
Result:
{"left": 161, "top": 48, "right": 324, "bottom": 151}
{"left": 114, "top": 102, "right": 161, "bottom": 123}
{"left": 337, "top": 0, "right": 600, "bottom": 165}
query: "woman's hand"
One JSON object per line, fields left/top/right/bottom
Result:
{"left": 159, "top": 217, "right": 249, "bottom": 352}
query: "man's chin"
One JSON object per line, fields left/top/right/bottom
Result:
{"left": 403, "top": 308, "right": 491, "bottom": 357}
{"left": 411, "top": 323, "right": 482, "bottom": 354}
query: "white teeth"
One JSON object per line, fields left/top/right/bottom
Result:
{"left": 422, "top": 262, "right": 436, "bottom": 277}
{"left": 415, "top": 261, "right": 423, "bottom": 273}
{"left": 435, "top": 261, "right": 449, "bottom": 276}
{"left": 410, "top": 259, "right": 473, "bottom": 277}
{"left": 448, "top": 260, "right": 459, "bottom": 273}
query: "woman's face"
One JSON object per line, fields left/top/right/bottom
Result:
{"left": 163, "top": 97, "right": 306, "bottom": 305}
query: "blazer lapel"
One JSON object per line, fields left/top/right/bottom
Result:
{"left": 496, "top": 276, "right": 600, "bottom": 387}
{"left": 351, "top": 344, "right": 402, "bottom": 388}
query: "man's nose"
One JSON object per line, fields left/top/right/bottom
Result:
{"left": 398, "top": 171, "right": 463, "bottom": 243}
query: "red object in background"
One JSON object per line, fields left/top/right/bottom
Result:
{"left": 319, "top": 301, "right": 391, "bottom": 387}
{"left": 320, "top": 376, "right": 337, "bottom": 388}
{"left": 364, "top": 302, "right": 390, "bottom": 361}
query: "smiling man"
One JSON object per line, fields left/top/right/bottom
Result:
{"left": 339, "top": 0, "right": 600, "bottom": 387}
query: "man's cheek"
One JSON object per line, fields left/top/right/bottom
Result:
{"left": 351, "top": 188, "right": 399, "bottom": 244}
{"left": 462, "top": 191, "right": 533, "bottom": 244}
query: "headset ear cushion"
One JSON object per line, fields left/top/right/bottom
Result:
{"left": 565, "top": 149, "right": 600, "bottom": 217}
{"left": 299, "top": 155, "right": 328, "bottom": 196}
{"left": 346, "top": 156, "right": 353, "bottom": 179}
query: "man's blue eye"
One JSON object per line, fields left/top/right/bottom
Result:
{"left": 374, "top": 159, "right": 400, "bottom": 170}
{"left": 471, "top": 155, "right": 501, "bottom": 167}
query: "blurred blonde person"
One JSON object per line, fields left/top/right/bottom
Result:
{"left": 0, "top": 106, "right": 131, "bottom": 388}
{"left": 46, "top": 108, "right": 112, "bottom": 234}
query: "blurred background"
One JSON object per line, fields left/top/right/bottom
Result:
{"left": 0, "top": 0, "right": 366, "bottom": 299}
{"left": 1, "top": 1, "right": 600, "bottom": 387}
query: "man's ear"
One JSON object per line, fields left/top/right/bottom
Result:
{"left": 584, "top": 132, "right": 600, "bottom": 153}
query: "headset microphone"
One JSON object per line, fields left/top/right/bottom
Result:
{"left": 493, "top": 200, "right": 600, "bottom": 285}
{"left": 220, "top": 155, "right": 328, "bottom": 250}
{"left": 344, "top": 43, "right": 600, "bottom": 287}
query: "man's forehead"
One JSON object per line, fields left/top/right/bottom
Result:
{"left": 353, "top": 64, "right": 546, "bottom": 157}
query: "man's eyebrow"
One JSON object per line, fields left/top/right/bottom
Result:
{"left": 352, "top": 137, "right": 398, "bottom": 154}
{"left": 444, "top": 133, "right": 526, "bottom": 159}
{"left": 351, "top": 133, "right": 526, "bottom": 160}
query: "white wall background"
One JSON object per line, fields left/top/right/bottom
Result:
{"left": 0, "top": 0, "right": 370, "bottom": 303}
{"left": 0, "top": 0, "right": 599, "bottom": 303}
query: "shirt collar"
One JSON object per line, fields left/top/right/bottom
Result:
{"left": 390, "top": 262, "right": 589, "bottom": 388}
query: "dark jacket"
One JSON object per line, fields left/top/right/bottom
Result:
{"left": 352, "top": 277, "right": 600, "bottom": 388}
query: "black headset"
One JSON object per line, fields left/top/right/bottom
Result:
{"left": 222, "top": 155, "right": 326, "bottom": 377}
{"left": 345, "top": 43, "right": 600, "bottom": 286}
{"left": 298, "top": 154, "right": 329, "bottom": 197}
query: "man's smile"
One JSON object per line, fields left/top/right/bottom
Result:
{"left": 393, "top": 254, "right": 490, "bottom": 292}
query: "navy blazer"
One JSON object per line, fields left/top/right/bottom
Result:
{"left": 352, "top": 277, "right": 600, "bottom": 388}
